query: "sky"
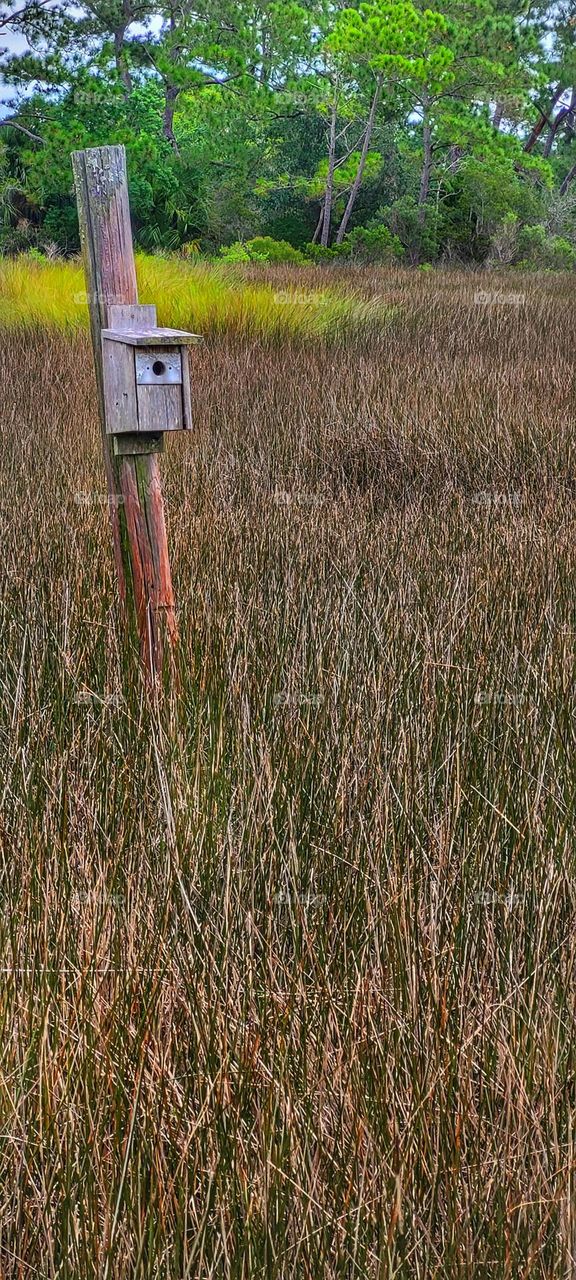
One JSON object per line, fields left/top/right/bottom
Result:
{"left": 0, "top": 5, "right": 161, "bottom": 115}
{"left": 0, "top": 28, "right": 30, "bottom": 113}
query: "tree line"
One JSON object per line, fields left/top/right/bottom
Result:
{"left": 1, "top": 0, "right": 576, "bottom": 265}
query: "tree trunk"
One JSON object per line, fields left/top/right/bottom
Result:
{"left": 312, "top": 202, "right": 324, "bottom": 244}
{"left": 418, "top": 113, "right": 432, "bottom": 225}
{"left": 493, "top": 101, "right": 504, "bottom": 129}
{"left": 564, "top": 87, "right": 576, "bottom": 143}
{"left": 560, "top": 160, "right": 576, "bottom": 197}
{"left": 524, "top": 85, "right": 563, "bottom": 152}
{"left": 544, "top": 104, "right": 572, "bottom": 156}
{"left": 543, "top": 88, "right": 576, "bottom": 155}
{"left": 320, "top": 93, "right": 338, "bottom": 248}
{"left": 335, "top": 75, "right": 382, "bottom": 245}
{"left": 259, "top": 21, "right": 271, "bottom": 86}
{"left": 544, "top": 117, "right": 556, "bottom": 156}
{"left": 114, "top": 26, "right": 132, "bottom": 94}
{"left": 162, "top": 82, "right": 179, "bottom": 148}
{"left": 161, "top": 7, "right": 180, "bottom": 150}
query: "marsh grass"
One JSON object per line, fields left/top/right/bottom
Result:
{"left": 0, "top": 266, "right": 576, "bottom": 1276}
{"left": 0, "top": 254, "right": 391, "bottom": 339}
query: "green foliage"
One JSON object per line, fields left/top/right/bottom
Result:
{"left": 329, "top": 0, "right": 452, "bottom": 87}
{"left": 301, "top": 150, "right": 382, "bottom": 201}
{"left": 219, "top": 235, "right": 308, "bottom": 263}
{"left": 0, "top": 0, "right": 574, "bottom": 267}
{"left": 516, "top": 225, "right": 576, "bottom": 270}
{"left": 343, "top": 223, "right": 404, "bottom": 263}
{"left": 380, "top": 195, "right": 442, "bottom": 261}
{"left": 546, "top": 188, "right": 576, "bottom": 242}
{"left": 309, "top": 222, "right": 404, "bottom": 264}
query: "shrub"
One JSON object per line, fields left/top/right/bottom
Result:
{"left": 516, "top": 224, "right": 576, "bottom": 271}
{"left": 304, "top": 243, "right": 339, "bottom": 262}
{"left": 218, "top": 241, "right": 252, "bottom": 263}
{"left": 380, "top": 195, "right": 442, "bottom": 262}
{"left": 219, "top": 236, "right": 308, "bottom": 264}
{"left": 305, "top": 225, "right": 404, "bottom": 265}
{"left": 338, "top": 224, "right": 405, "bottom": 265}
{"left": 547, "top": 189, "right": 576, "bottom": 241}
{"left": 485, "top": 212, "right": 519, "bottom": 267}
{"left": 22, "top": 248, "right": 47, "bottom": 265}
{"left": 549, "top": 236, "right": 576, "bottom": 270}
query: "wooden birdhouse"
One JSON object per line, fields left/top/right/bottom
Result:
{"left": 101, "top": 304, "right": 200, "bottom": 451}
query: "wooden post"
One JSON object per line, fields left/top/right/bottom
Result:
{"left": 72, "top": 145, "right": 178, "bottom": 680}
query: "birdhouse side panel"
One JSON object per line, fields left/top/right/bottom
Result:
{"left": 103, "top": 340, "right": 138, "bottom": 434}
{"left": 182, "top": 346, "right": 193, "bottom": 430}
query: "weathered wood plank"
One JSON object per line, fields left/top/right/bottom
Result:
{"left": 71, "top": 145, "right": 136, "bottom": 609}
{"left": 101, "top": 328, "right": 201, "bottom": 346}
{"left": 108, "top": 303, "right": 157, "bottom": 331}
{"left": 113, "top": 433, "right": 164, "bottom": 456}
{"left": 135, "top": 349, "right": 182, "bottom": 386}
{"left": 181, "top": 346, "right": 193, "bottom": 430}
{"left": 137, "top": 384, "right": 183, "bottom": 433}
{"left": 102, "top": 339, "right": 138, "bottom": 434}
{"left": 72, "top": 144, "right": 178, "bottom": 678}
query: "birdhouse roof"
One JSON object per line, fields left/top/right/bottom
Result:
{"left": 102, "top": 327, "right": 201, "bottom": 347}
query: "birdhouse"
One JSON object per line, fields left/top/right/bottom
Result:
{"left": 101, "top": 304, "right": 200, "bottom": 444}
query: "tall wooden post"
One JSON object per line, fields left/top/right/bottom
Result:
{"left": 72, "top": 145, "right": 178, "bottom": 680}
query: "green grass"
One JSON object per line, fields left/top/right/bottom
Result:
{"left": 0, "top": 263, "right": 575, "bottom": 1276}
{"left": 0, "top": 252, "right": 391, "bottom": 338}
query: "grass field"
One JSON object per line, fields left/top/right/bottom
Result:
{"left": 0, "top": 253, "right": 390, "bottom": 338}
{"left": 1, "top": 263, "right": 576, "bottom": 1277}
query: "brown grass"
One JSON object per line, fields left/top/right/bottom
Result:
{"left": 0, "top": 265, "right": 575, "bottom": 1277}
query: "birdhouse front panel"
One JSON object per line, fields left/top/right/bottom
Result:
{"left": 136, "top": 347, "right": 185, "bottom": 433}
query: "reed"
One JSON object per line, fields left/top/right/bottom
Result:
{"left": 0, "top": 264, "right": 574, "bottom": 1277}
{"left": 0, "top": 253, "right": 391, "bottom": 338}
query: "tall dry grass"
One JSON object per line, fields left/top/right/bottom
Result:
{"left": 0, "top": 265, "right": 575, "bottom": 1276}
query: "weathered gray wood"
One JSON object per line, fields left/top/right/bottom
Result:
{"left": 72, "top": 144, "right": 178, "bottom": 677}
{"left": 103, "top": 304, "right": 184, "bottom": 433}
{"left": 103, "top": 335, "right": 186, "bottom": 433}
{"left": 103, "top": 339, "right": 138, "bottom": 434}
{"left": 135, "top": 348, "right": 182, "bottom": 386}
{"left": 181, "top": 346, "right": 193, "bottom": 430}
{"left": 108, "top": 303, "right": 157, "bottom": 331}
{"left": 72, "top": 146, "right": 138, "bottom": 606}
{"left": 137, "top": 383, "right": 183, "bottom": 433}
{"left": 101, "top": 327, "right": 201, "bottom": 346}
{"left": 113, "top": 433, "right": 164, "bottom": 456}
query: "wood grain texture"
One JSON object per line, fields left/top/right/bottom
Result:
{"left": 181, "top": 346, "right": 193, "bottom": 430}
{"left": 102, "top": 338, "right": 138, "bottom": 434}
{"left": 108, "top": 303, "right": 157, "bottom": 331}
{"left": 72, "top": 145, "right": 136, "bottom": 607}
{"left": 113, "top": 434, "right": 164, "bottom": 456}
{"left": 137, "top": 383, "right": 183, "bottom": 433}
{"left": 135, "top": 348, "right": 182, "bottom": 386}
{"left": 102, "top": 328, "right": 200, "bottom": 346}
{"left": 72, "top": 144, "right": 178, "bottom": 679}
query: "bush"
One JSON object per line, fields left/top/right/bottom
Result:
{"left": 380, "top": 195, "right": 442, "bottom": 262}
{"left": 305, "top": 224, "right": 404, "bottom": 265}
{"left": 21, "top": 247, "right": 47, "bottom": 264}
{"left": 549, "top": 236, "right": 576, "bottom": 270}
{"left": 304, "top": 243, "right": 340, "bottom": 262}
{"left": 219, "top": 236, "right": 308, "bottom": 264}
{"left": 339, "top": 224, "right": 404, "bottom": 265}
{"left": 485, "top": 212, "right": 519, "bottom": 267}
{"left": 547, "top": 189, "right": 576, "bottom": 241}
{"left": 516, "top": 224, "right": 576, "bottom": 271}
